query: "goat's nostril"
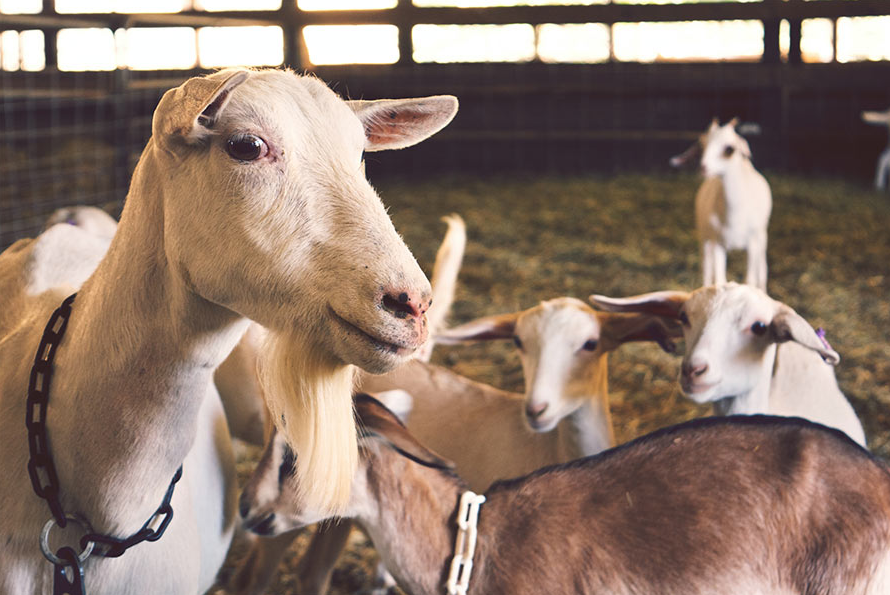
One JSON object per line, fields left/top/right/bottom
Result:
{"left": 526, "top": 403, "right": 548, "bottom": 419}
{"left": 683, "top": 362, "right": 708, "bottom": 378}
{"left": 238, "top": 496, "right": 251, "bottom": 519}
{"left": 382, "top": 293, "right": 421, "bottom": 320}
{"left": 247, "top": 512, "right": 277, "bottom": 536}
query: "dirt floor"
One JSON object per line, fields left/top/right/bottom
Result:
{"left": 219, "top": 171, "right": 890, "bottom": 594}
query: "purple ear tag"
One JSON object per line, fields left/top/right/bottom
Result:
{"left": 815, "top": 328, "right": 835, "bottom": 363}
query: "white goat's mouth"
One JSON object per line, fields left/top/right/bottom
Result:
{"left": 681, "top": 379, "right": 719, "bottom": 398}
{"left": 329, "top": 307, "right": 416, "bottom": 357}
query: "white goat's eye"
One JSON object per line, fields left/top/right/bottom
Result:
{"left": 512, "top": 336, "right": 523, "bottom": 350}
{"left": 226, "top": 134, "right": 268, "bottom": 161}
{"left": 581, "top": 339, "right": 598, "bottom": 352}
{"left": 751, "top": 321, "right": 768, "bottom": 336}
{"left": 723, "top": 145, "right": 735, "bottom": 158}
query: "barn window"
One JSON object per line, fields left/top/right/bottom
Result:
{"left": 413, "top": 23, "right": 536, "bottom": 63}
{"left": 196, "top": 0, "right": 281, "bottom": 9}
{"left": 0, "top": 0, "right": 40, "bottom": 13}
{"left": 837, "top": 16, "right": 890, "bottom": 63}
{"left": 537, "top": 23, "right": 610, "bottom": 63}
{"left": 119, "top": 28, "right": 197, "bottom": 70}
{"left": 0, "top": 29, "right": 44, "bottom": 70}
{"left": 613, "top": 20, "right": 763, "bottom": 62}
{"left": 56, "top": 0, "right": 190, "bottom": 13}
{"left": 58, "top": 28, "right": 117, "bottom": 70}
{"left": 299, "top": 0, "right": 397, "bottom": 9}
{"left": 197, "top": 26, "right": 284, "bottom": 68}
{"left": 302, "top": 24, "right": 399, "bottom": 64}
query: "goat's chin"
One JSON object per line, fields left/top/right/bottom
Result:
{"left": 327, "top": 309, "right": 422, "bottom": 374}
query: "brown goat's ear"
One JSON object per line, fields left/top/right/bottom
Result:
{"left": 434, "top": 311, "right": 520, "bottom": 344}
{"left": 354, "top": 394, "right": 454, "bottom": 470}
{"left": 152, "top": 69, "right": 250, "bottom": 148}
{"left": 590, "top": 291, "right": 690, "bottom": 319}
{"left": 599, "top": 312, "right": 682, "bottom": 354}
{"left": 769, "top": 305, "right": 840, "bottom": 365}
{"left": 348, "top": 96, "right": 458, "bottom": 152}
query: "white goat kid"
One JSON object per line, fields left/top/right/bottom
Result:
{"left": 592, "top": 282, "right": 866, "bottom": 446}
{"left": 673, "top": 118, "right": 772, "bottom": 290}
{"left": 244, "top": 394, "right": 890, "bottom": 595}
{"left": 862, "top": 108, "right": 890, "bottom": 190}
{"left": 0, "top": 68, "right": 457, "bottom": 594}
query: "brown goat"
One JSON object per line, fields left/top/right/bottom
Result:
{"left": 239, "top": 394, "right": 890, "bottom": 595}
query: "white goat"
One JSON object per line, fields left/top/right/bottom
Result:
{"left": 592, "top": 282, "right": 866, "bottom": 446}
{"left": 0, "top": 68, "right": 457, "bottom": 594}
{"left": 672, "top": 118, "right": 772, "bottom": 290}
{"left": 43, "top": 205, "right": 118, "bottom": 240}
{"left": 242, "top": 393, "right": 890, "bottom": 595}
{"left": 862, "top": 108, "right": 890, "bottom": 190}
{"left": 228, "top": 297, "right": 673, "bottom": 595}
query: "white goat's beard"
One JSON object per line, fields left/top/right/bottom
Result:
{"left": 258, "top": 328, "right": 357, "bottom": 515}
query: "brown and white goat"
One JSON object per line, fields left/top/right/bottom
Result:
{"left": 241, "top": 393, "right": 890, "bottom": 595}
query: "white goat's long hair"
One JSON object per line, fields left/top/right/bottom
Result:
{"left": 258, "top": 329, "right": 357, "bottom": 515}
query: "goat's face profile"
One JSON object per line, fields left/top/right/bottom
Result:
{"left": 593, "top": 284, "right": 838, "bottom": 405}
{"left": 239, "top": 394, "right": 451, "bottom": 535}
{"left": 151, "top": 69, "right": 458, "bottom": 374}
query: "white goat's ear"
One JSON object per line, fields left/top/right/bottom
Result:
{"left": 348, "top": 96, "right": 458, "bottom": 152}
{"left": 355, "top": 394, "right": 454, "bottom": 470}
{"left": 152, "top": 69, "right": 250, "bottom": 147}
{"left": 434, "top": 311, "right": 520, "bottom": 344}
{"left": 590, "top": 291, "right": 690, "bottom": 319}
{"left": 599, "top": 312, "right": 682, "bottom": 354}
{"left": 862, "top": 110, "right": 890, "bottom": 125}
{"left": 769, "top": 305, "right": 840, "bottom": 365}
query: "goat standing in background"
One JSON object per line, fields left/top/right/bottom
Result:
{"left": 242, "top": 393, "right": 890, "bottom": 595}
{"left": 672, "top": 118, "right": 772, "bottom": 290}
{"left": 862, "top": 107, "right": 890, "bottom": 190}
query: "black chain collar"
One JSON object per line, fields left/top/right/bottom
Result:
{"left": 26, "top": 293, "right": 183, "bottom": 595}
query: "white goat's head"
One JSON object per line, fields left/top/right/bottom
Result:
{"left": 591, "top": 283, "right": 839, "bottom": 404}
{"left": 44, "top": 205, "right": 118, "bottom": 240}
{"left": 699, "top": 118, "right": 752, "bottom": 178}
{"left": 149, "top": 68, "right": 458, "bottom": 374}
{"left": 436, "top": 297, "right": 676, "bottom": 432}
{"left": 239, "top": 393, "right": 452, "bottom": 535}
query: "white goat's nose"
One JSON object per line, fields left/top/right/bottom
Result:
{"left": 682, "top": 360, "right": 709, "bottom": 379}
{"left": 526, "top": 401, "right": 548, "bottom": 420}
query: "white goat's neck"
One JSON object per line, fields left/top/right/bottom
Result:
{"left": 719, "top": 157, "right": 759, "bottom": 204}
{"left": 50, "top": 141, "right": 249, "bottom": 531}
{"left": 360, "top": 449, "right": 466, "bottom": 595}
{"left": 713, "top": 345, "right": 776, "bottom": 416}
{"left": 556, "top": 357, "right": 614, "bottom": 458}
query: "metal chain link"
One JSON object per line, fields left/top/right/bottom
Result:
{"left": 26, "top": 293, "right": 184, "bottom": 594}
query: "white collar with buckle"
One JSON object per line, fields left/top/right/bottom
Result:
{"left": 446, "top": 490, "right": 486, "bottom": 595}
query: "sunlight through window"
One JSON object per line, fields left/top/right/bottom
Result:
{"left": 303, "top": 24, "right": 399, "bottom": 64}
{"left": 0, "top": 0, "right": 41, "bottom": 14}
{"left": 801, "top": 18, "right": 833, "bottom": 63}
{"left": 117, "top": 27, "right": 197, "bottom": 69}
{"left": 20, "top": 29, "right": 44, "bottom": 70}
{"left": 299, "top": 0, "right": 396, "bottom": 9}
{"left": 56, "top": 0, "right": 189, "bottom": 13}
{"left": 58, "top": 28, "right": 116, "bottom": 70}
{"left": 837, "top": 16, "right": 890, "bottom": 63}
{"left": 1, "top": 30, "right": 19, "bottom": 70}
{"left": 537, "top": 23, "right": 610, "bottom": 63}
{"left": 197, "top": 26, "right": 283, "bottom": 68}
{"left": 196, "top": 0, "right": 281, "bottom": 10}
{"left": 413, "top": 24, "right": 535, "bottom": 63}
{"left": 613, "top": 20, "right": 763, "bottom": 62}
{"left": 413, "top": 1, "right": 606, "bottom": 6}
